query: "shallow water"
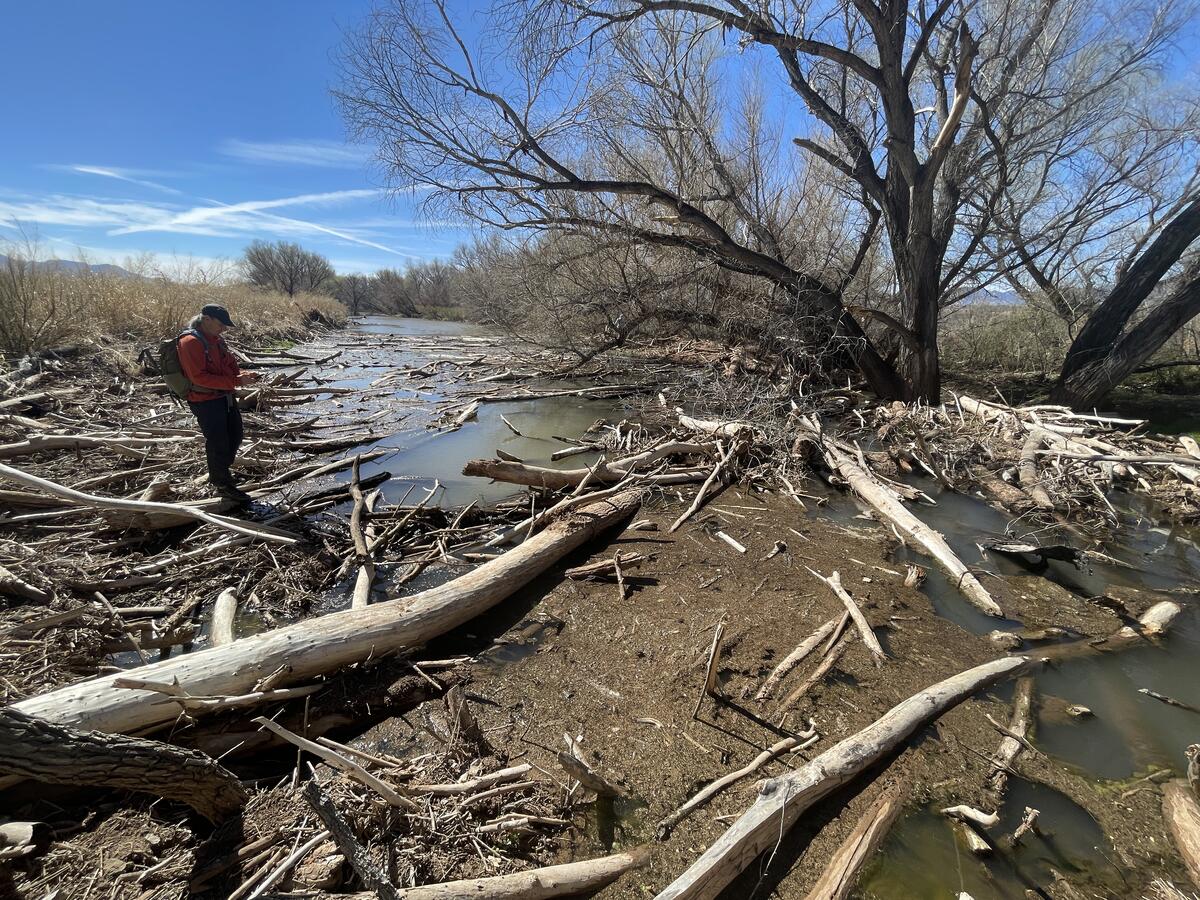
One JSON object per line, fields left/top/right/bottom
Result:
{"left": 834, "top": 477, "right": 1200, "bottom": 896}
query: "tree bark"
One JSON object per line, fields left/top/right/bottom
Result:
{"left": 9, "top": 490, "right": 641, "bottom": 737}
{"left": 1050, "top": 195, "right": 1200, "bottom": 408}
{"left": 802, "top": 780, "right": 909, "bottom": 900}
{"left": 1050, "top": 270, "right": 1200, "bottom": 409}
{"left": 0, "top": 707, "right": 245, "bottom": 822}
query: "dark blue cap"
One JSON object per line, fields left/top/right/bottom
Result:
{"left": 201, "top": 304, "right": 235, "bottom": 327}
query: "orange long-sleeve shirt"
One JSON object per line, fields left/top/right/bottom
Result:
{"left": 178, "top": 331, "right": 240, "bottom": 402}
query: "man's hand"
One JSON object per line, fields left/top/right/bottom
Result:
{"left": 237, "top": 372, "right": 262, "bottom": 386}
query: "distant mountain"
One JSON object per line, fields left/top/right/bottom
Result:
{"left": 0, "top": 254, "right": 136, "bottom": 278}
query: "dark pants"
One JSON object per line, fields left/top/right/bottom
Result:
{"left": 188, "top": 395, "right": 243, "bottom": 487}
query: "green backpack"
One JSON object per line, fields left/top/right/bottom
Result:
{"left": 159, "top": 329, "right": 213, "bottom": 400}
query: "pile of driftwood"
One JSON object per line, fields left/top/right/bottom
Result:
{"left": 872, "top": 394, "right": 1200, "bottom": 526}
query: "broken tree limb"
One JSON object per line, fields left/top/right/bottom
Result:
{"left": 10, "top": 490, "right": 642, "bottom": 737}
{"left": 808, "top": 569, "right": 887, "bottom": 667}
{"left": 0, "top": 707, "right": 245, "bottom": 823}
{"left": 0, "top": 461, "right": 300, "bottom": 544}
{"left": 1041, "top": 600, "right": 1182, "bottom": 660}
{"left": 802, "top": 779, "right": 909, "bottom": 900}
{"left": 280, "top": 848, "right": 650, "bottom": 900}
{"left": 656, "top": 733, "right": 815, "bottom": 840}
{"left": 655, "top": 655, "right": 1034, "bottom": 900}
{"left": 303, "top": 775, "right": 400, "bottom": 900}
{"left": 669, "top": 440, "right": 739, "bottom": 532}
{"left": 1019, "top": 431, "right": 1055, "bottom": 510}
{"left": 796, "top": 417, "right": 1003, "bottom": 617}
{"left": 0, "top": 563, "right": 50, "bottom": 603}
{"left": 777, "top": 636, "right": 852, "bottom": 715}
{"left": 1163, "top": 780, "right": 1200, "bottom": 890}
{"left": 985, "top": 676, "right": 1034, "bottom": 807}
{"left": 463, "top": 441, "right": 712, "bottom": 489}
{"left": 756, "top": 616, "right": 841, "bottom": 701}
{"left": 252, "top": 716, "right": 417, "bottom": 811}
{"left": 210, "top": 587, "right": 239, "bottom": 647}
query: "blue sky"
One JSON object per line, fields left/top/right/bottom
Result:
{"left": 0, "top": 1, "right": 473, "bottom": 274}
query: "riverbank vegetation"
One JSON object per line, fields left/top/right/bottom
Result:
{"left": 335, "top": 0, "right": 1200, "bottom": 413}
{"left": 0, "top": 246, "right": 346, "bottom": 359}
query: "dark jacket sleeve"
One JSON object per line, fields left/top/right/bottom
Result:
{"left": 179, "top": 335, "right": 238, "bottom": 392}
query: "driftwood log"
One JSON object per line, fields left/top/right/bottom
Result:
{"left": 802, "top": 780, "right": 909, "bottom": 900}
{"left": 0, "top": 461, "right": 299, "bottom": 544}
{"left": 9, "top": 490, "right": 641, "bottom": 736}
{"left": 0, "top": 707, "right": 245, "bottom": 822}
{"left": 795, "top": 417, "right": 1003, "bottom": 617}
{"left": 655, "top": 655, "right": 1033, "bottom": 900}
{"left": 1163, "top": 779, "right": 1200, "bottom": 890}
{"left": 261, "top": 848, "right": 649, "bottom": 900}
{"left": 463, "top": 442, "right": 712, "bottom": 490}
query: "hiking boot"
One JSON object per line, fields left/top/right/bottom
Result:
{"left": 215, "top": 483, "right": 253, "bottom": 506}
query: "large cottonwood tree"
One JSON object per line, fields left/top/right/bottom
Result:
{"left": 337, "top": 0, "right": 1190, "bottom": 401}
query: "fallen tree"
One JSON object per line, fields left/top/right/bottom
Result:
{"left": 796, "top": 416, "right": 1003, "bottom": 617}
{"left": 655, "top": 655, "right": 1033, "bottom": 900}
{"left": 8, "top": 490, "right": 642, "bottom": 736}
{"left": 260, "top": 847, "right": 649, "bottom": 900}
{"left": 0, "top": 707, "right": 245, "bottom": 823}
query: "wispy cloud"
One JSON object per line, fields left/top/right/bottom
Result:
{"left": 220, "top": 138, "right": 373, "bottom": 168}
{"left": 0, "top": 188, "right": 416, "bottom": 256}
{"left": 66, "top": 165, "right": 183, "bottom": 195}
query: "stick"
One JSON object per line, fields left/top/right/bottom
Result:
{"left": 251, "top": 716, "right": 417, "bottom": 811}
{"left": 802, "top": 780, "right": 909, "bottom": 900}
{"left": 656, "top": 735, "right": 814, "bottom": 839}
{"left": 655, "top": 656, "right": 1034, "bottom": 900}
{"left": 808, "top": 569, "right": 887, "bottom": 667}
{"left": 1139, "top": 688, "right": 1200, "bottom": 715}
{"left": 669, "top": 441, "right": 736, "bottom": 532}
{"left": 303, "top": 775, "right": 400, "bottom": 900}
{"left": 777, "top": 637, "right": 852, "bottom": 715}
{"left": 756, "top": 616, "right": 840, "bottom": 701}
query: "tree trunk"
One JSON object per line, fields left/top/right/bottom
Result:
{"left": 1051, "top": 195, "right": 1200, "bottom": 408}
{"left": 0, "top": 707, "right": 245, "bottom": 822}
{"left": 1049, "top": 271, "right": 1200, "bottom": 409}
{"left": 9, "top": 490, "right": 641, "bottom": 737}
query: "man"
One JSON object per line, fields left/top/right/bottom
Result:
{"left": 178, "top": 304, "right": 260, "bottom": 504}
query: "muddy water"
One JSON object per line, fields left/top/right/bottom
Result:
{"left": 332, "top": 316, "right": 622, "bottom": 508}
{"left": 828, "top": 480, "right": 1200, "bottom": 898}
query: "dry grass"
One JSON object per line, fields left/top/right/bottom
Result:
{"left": 0, "top": 251, "right": 346, "bottom": 359}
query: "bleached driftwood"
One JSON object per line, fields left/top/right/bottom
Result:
{"left": 656, "top": 732, "right": 817, "bottom": 840}
{"left": 463, "top": 442, "right": 712, "bottom": 489}
{"left": 1163, "top": 780, "right": 1200, "bottom": 890}
{"left": 654, "top": 655, "right": 1033, "bottom": 900}
{"left": 294, "top": 848, "right": 649, "bottom": 900}
{"left": 10, "top": 491, "right": 642, "bottom": 737}
{"left": 808, "top": 569, "right": 887, "bottom": 667}
{"left": 795, "top": 417, "right": 1003, "bottom": 617}
{"left": 210, "top": 587, "right": 239, "bottom": 647}
{"left": 755, "top": 615, "right": 842, "bottom": 701}
{"left": 802, "top": 780, "right": 909, "bottom": 900}
{"left": 0, "top": 461, "right": 299, "bottom": 544}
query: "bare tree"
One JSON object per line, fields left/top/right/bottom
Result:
{"left": 332, "top": 273, "right": 378, "bottom": 315}
{"left": 336, "top": 0, "right": 1192, "bottom": 401}
{"left": 242, "top": 240, "right": 335, "bottom": 296}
